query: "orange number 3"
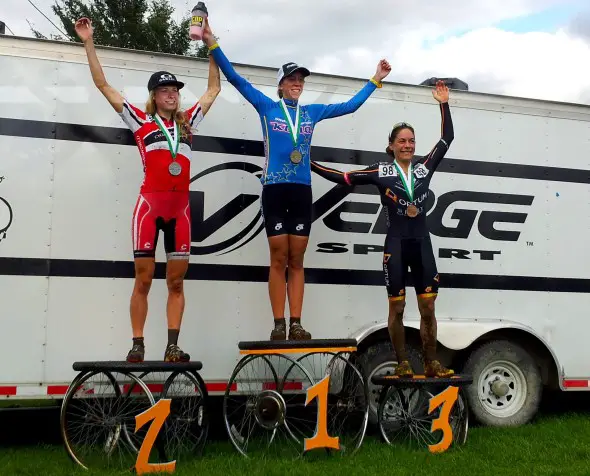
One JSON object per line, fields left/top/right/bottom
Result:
{"left": 427, "top": 385, "right": 459, "bottom": 454}
{"left": 304, "top": 375, "right": 340, "bottom": 452}
{"left": 135, "top": 398, "right": 176, "bottom": 474}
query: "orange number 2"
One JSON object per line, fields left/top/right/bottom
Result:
{"left": 304, "top": 375, "right": 340, "bottom": 452}
{"left": 135, "top": 398, "right": 176, "bottom": 474}
{"left": 427, "top": 385, "right": 459, "bottom": 454}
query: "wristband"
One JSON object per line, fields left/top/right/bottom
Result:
{"left": 208, "top": 42, "right": 219, "bottom": 52}
{"left": 370, "top": 77, "right": 382, "bottom": 88}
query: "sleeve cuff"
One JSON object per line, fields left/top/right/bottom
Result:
{"left": 370, "top": 78, "right": 382, "bottom": 88}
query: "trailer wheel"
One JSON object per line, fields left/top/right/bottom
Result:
{"left": 463, "top": 339, "right": 542, "bottom": 427}
{"left": 357, "top": 340, "right": 422, "bottom": 425}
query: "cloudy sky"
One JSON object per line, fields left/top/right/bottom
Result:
{"left": 2, "top": 0, "right": 590, "bottom": 103}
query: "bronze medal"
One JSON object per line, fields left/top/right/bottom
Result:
{"left": 290, "top": 150, "right": 302, "bottom": 164}
{"left": 407, "top": 204, "right": 418, "bottom": 217}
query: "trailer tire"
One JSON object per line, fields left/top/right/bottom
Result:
{"left": 357, "top": 340, "right": 423, "bottom": 426}
{"left": 463, "top": 339, "right": 542, "bottom": 427}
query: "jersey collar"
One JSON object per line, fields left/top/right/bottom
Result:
{"left": 282, "top": 98, "right": 298, "bottom": 107}
{"left": 155, "top": 113, "right": 174, "bottom": 125}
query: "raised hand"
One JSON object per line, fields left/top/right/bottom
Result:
{"left": 74, "top": 17, "right": 93, "bottom": 43}
{"left": 374, "top": 59, "right": 392, "bottom": 82}
{"left": 202, "top": 18, "right": 215, "bottom": 47}
{"left": 432, "top": 79, "right": 449, "bottom": 103}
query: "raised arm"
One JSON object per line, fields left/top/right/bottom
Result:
{"left": 198, "top": 54, "right": 221, "bottom": 116}
{"left": 184, "top": 56, "right": 220, "bottom": 133}
{"left": 75, "top": 18, "right": 124, "bottom": 113}
{"left": 420, "top": 80, "right": 455, "bottom": 171}
{"left": 308, "top": 59, "right": 391, "bottom": 122}
{"left": 311, "top": 161, "right": 379, "bottom": 186}
{"left": 203, "top": 20, "right": 273, "bottom": 112}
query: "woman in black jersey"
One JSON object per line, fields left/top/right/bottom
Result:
{"left": 310, "top": 80, "right": 454, "bottom": 378}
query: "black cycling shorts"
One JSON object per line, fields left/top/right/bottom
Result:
{"left": 261, "top": 183, "right": 312, "bottom": 237}
{"left": 383, "top": 235, "right": 440, "bottom": 300}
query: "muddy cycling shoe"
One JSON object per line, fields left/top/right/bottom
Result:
{"left": 394, "top": 360, "right": 414, "bottom": 377}
{"left": 126, "top": 344, "right": 145, "bottom": 363}
{"left": 288, "top": 321, "right": 311, "bottom": 340}
{"left": 164, "top": 344, "right": 190, "bottom": 362}
{"left": 270, "top": 319, "right": 286, "bottom": 340}
{"left": 424, "top": 359, "right": 454, "bottom": 378}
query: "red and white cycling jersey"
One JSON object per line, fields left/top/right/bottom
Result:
{"left": 119, "top": 99, "right": 204, "bottom": 193}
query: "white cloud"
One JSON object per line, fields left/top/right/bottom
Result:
{"left": 377, "top": 27, "right": 590, "bottom": 103}
{"left": 1, "top": 0, "right": 589, "bottom": 103}
{"left": 310, "top": 20, "right": 590, "bottom": 104}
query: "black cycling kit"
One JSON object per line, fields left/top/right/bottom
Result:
{"left": 311, "top": 101, "right": 454, "bottom": 300}
{"left": 261, "top": 183, "right": 313, "bottom": 237}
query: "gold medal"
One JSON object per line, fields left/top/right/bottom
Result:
{"left": 280, "top": 99, "right": 303, "bottom": 165}
{"left": 290, "top": 150, "right": 302, "bottom": 164}
{"left": 407, "top": 204, "right": 418, "bottom": 217}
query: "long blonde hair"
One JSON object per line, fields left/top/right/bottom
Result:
{"left": 145, "top": 91, "right": 191, "bottom": 140}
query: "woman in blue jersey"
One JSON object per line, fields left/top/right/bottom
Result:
{"left": 203, "top": 20, "right": 391, "bottom": 341}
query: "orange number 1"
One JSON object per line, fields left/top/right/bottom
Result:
{"left": 135, "top": 398, "right": 176, "bottom": 474}
{"left": 304, "top": 375, "right": 340, "bottom": 452}
{"left": 427, "top": 385, "right": 459, "bottom": 454}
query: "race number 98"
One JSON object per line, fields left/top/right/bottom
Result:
{"left": 379, "top": 164, "right": 396, "bottom": 178}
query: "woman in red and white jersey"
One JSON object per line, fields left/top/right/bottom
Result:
{"left": 75, "top": 17, "right": 221, "bottom": 363}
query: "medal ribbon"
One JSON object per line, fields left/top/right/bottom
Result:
{"left": 394, "top": 161, "right": 414, "bottom": 201}
{"left": 279, "top": 99, "right": 301, "bottom": 147}
{"left": 154, "top": 114, "right": 179, "bottom": 159}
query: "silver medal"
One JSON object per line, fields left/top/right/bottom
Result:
{"left": 168, "top": 161, "right": 182, "bottom": 176}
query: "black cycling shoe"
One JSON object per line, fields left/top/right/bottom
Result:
{"left": 288, "top": 322, "right": 311, "bottom": 340}
{"left": 164, "top": 344, "right": 190, "bottom": 362}
{"left": 126, "top": 344, "right": 145, "bottom": 363}
{"left": 270, "top": 319, "right": 286, "bottom": 340}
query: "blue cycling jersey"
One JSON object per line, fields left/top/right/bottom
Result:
{"left": 209, "top": 45, "right": 380, "bottom": 187}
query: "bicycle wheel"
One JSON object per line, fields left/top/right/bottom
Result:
{"left": 61, "top": 370, "right": 155, "bottom": 471}
{"left": 223, "top": 353, "right": 314, "bottom": 458}
{"left": 122, "top": 370, "right": 169, "bottom": 455}
{"left": 293, "top": 351, "right": 369, "bottom": 456}
{"left": 159, "top": 370, "right": 209, "bottom": 461}
{"left": 377, "top": 384, "right": 467, "bottom": 451}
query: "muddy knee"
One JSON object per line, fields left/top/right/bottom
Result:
{"left": 418, "top": 298, "right": 436, "bottom": 319}
{"left": 389, "top": 299, "right": 406, "bottom": 319}
{"left": 388, "top": 299, "right": 408, "bottom": 362}
{"left": 388, "top": 299, "right": 406, "bottom": 336}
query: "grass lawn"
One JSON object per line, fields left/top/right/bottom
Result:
{"left": 2, "top": 413, "right": 590, "bottom": 476}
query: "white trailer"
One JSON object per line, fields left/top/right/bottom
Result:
{"left": 1, "top": 35, "right": 589, "bottom": 428}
